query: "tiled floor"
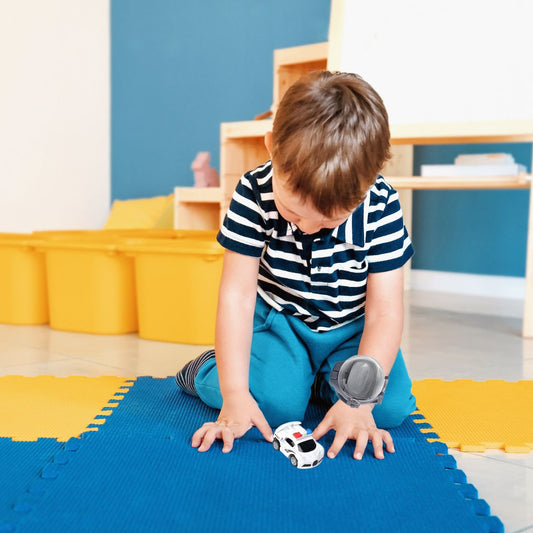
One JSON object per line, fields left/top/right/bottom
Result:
{"left": 1, "top": 290, "right": 532, "bottom": 532}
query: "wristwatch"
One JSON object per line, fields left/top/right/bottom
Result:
{"left": 329, "top": 355, "right": 389, "bottom": 408}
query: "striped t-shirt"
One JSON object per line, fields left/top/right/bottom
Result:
{"left": 217, "top": 161, "right": 414, "bottom": 332}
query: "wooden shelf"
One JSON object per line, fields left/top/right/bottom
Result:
{"left": 390, "top": 120, "right": 533, "bottom": 145}
{"left": 221, "top": 120, "right": 272, "bottom": 140}
{"left": 388, "top": 174, "right": 531, "bottom": 190}
{"left": 174, "top": 187, "right": 222, "bottom": 203}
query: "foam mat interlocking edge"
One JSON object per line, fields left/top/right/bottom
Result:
{"left": 412, "top": 378, "right": 533, "bottom": 453}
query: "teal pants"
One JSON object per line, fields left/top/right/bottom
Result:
{"left": 195, "top": 296, "right": 416, "bottom": 428}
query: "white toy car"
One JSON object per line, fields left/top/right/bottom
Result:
{"left": 273, "top": 421, "right": 324, "bottom": 469}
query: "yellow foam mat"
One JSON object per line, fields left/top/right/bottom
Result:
{"left": 412, "top": 379, "right": 533, "bottom": 453}
{"left": 0, "top": 376, "right": 135, "bottom": 442}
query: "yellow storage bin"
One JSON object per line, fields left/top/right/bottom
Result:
{"left": 33, "top": 228, "right": 216, "bottom": 241}
{"left": 121, "top": 237, "right": 224, "bottom": 345}
{"left": 0, "top": 233, "right": 48, "bottom": 325}
{"left": 36, "top": 236, "right": 138, "bottom": 335}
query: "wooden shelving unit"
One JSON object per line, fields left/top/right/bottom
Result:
{"left": 387, "top": 174, "right": 530, "bottom": 190}
{"left": 174, "top": 41, "right": 533, "bottom": 337}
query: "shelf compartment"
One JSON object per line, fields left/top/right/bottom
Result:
{"left": 390, "top": 120, "right": 533, "bottom": 145}
{"left": 174, "top": 187, "right": 222, "bottom": 230}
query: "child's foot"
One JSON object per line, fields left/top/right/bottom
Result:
{"left": 175, "top": 349, "right": 215, "bottom": 396}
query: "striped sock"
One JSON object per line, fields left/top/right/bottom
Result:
{"left": 175, "top": 349, "right": 216, "bottom": 397}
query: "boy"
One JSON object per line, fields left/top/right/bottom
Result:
{"left": 176, "top": 71, "right": 416, "bottom": 461}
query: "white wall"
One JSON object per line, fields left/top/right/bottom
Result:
{"left": 0, "top": 1, "right": 110, "bottom": 232}
{"left": 330, "top": 0, "right": 533, "bottom": 125}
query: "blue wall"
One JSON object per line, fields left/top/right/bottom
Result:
{"left": 111, "top": 0, "right": 331, "bottom": 200}
{"left": 111, "top": 1, "right": 531, "bottom": 278}
{"left": 412, "top": 143, "right": 531, "bottom": 277}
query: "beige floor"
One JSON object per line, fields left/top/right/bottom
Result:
{"left": 1, "top": 290, "right": 532, "bottom": 532}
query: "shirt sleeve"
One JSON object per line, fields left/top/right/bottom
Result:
{"left": 217, "top": 172, "right": 268, "bottom": 257}
{"left": 366, "top": 187, "right": 414, "bottom": 273}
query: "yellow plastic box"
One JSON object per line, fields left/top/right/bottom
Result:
{"left": 34, "top": 229, "right": 219, "bottom": 336}
{"left": 121, "top": 237, "right": 224, "bottom": 345}
{"left": 37, "top": 236, "right": 138, "bottom": 335}
{"left": 0, "top": 233, "right": 48, "bottom": 325}
{"left": 33, "top": 228, "right": 217, "bottom": 241}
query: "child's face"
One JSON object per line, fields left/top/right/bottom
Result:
{"left": 272, "top": 174, "right": 352, "bottom": 235}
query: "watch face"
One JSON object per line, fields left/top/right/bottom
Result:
{"left": 337, "top": 356, "right": 386, "bottom": 403}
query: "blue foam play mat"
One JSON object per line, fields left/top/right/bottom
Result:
{"left": 0, "top": 377, "right": 503, "bottom": 532}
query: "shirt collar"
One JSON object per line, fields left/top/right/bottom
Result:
{"left": 271, "top": 173, "right": 367, "bottom": 247}
{"left": 277, "top": 207, "right": 365, "bottom": 248}
{"left": 331, "top": 199, "right": 366, "bottom": 247}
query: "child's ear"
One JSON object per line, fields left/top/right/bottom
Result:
{"left": 264, "top": 131, "right": 273, "bottom": 155}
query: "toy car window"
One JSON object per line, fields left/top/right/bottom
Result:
{"left": 298, "top": 439, "right": 317, "bottom": 453}
{"left": 286, "top": 438, "right": 294, "bottom": 447}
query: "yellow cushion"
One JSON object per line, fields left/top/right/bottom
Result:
{"left": 153, "top": 196, "right": 175, "bottom": 229}
{"left": 104, "top": 195, "right": 173, "bottom": 229}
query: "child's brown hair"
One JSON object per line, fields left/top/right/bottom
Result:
{"left": 271, "top": 71, "right": 391, "bottom": 217}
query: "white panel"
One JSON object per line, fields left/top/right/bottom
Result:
{"left": 0, "top": 0, "right": 110, "bottom": 232}
{"left": 411, "top": 269, "right": 526, "bottom": 300}
{"left": 338, "top": 0, "right": 533, "bottom": 125}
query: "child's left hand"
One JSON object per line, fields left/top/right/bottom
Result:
{"left": 312, "top": 401, "right": 395, "bottom": 460}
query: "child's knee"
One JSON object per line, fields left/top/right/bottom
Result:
{"left": 255, "top": 390, "right": 309, "bottom": 428}
{"left": 373, "top": 394, "right": 416, "bottom": 428}
{"left": 194, "top": 359, "right": 223, "bottom": 410}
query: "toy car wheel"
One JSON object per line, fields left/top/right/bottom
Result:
{"left": 289, "top": 455, "right": 298, "bottom": 467}
{"left": 272, "top": 438, "right": 280, "bottom": 451}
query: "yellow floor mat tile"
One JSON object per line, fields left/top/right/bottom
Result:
{"left": 0, "top": 376, "right": 135, "bottom": 442}
{"left": 412, "top": 379, "right": 533, "bottom": 453}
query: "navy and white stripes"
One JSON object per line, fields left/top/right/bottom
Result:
{"left": 175, "top": 350, "right": 215, "bottom": 396}
{"left": 217, "top": 161, "right": 413, "bottom": 332}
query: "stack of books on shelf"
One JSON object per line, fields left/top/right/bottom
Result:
{"left": 421, "top": 153, "right": 526, "bottom": 177}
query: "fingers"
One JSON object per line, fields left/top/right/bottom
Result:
{"left": 191, "top": 413, "right": 272, "bottom": 454}
{"left": 221, "top": 427, "right": 235, "bottom": 453}
{"left": 197, "top": 426, "right": 219, "bottom": 452}
{"left": 253, "top": 414, "right": 273, "bottom": 443}
{"left": 312, "top": 418, "right": 331, "bottom": 442}
{"left": 327, "top": 431, "right": 348, "bottom": 459}
{"left": 382, "top": 430, "right": 395, "bottom": 454}
{"left": 353, "top": 430, "right": 394, "bottom": 460}
{"left": 191, "top": 424, "right": 210, "bottom": 448}
{"left": 191, "top": 422, "right": 235, "bottom": 453}
{"left": 371, "top": 432, "right": 384, "bottom": 459}
{"left": 353, "top": 430, "right": 368, "bottom": 460}
{"left": 322, "top": 428, "right": 395, "bottom": 461}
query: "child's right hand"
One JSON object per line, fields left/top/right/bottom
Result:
{"left": 191, "top": 392, "right": 273, "bottom": 453}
